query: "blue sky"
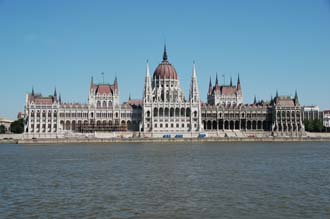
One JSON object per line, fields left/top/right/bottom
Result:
{"left": 0, "top": 0, "right": 330, "bottom": 120}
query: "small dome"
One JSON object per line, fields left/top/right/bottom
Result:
{"left": 152, "top": 46, "right": 178, "bottom": 80}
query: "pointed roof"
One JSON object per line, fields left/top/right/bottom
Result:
{"left": 54, "top": 87, "right": 57, "bottom": 97}
{"left": 215, "top": 73, "right": 219, "bottom": 86}
{"left": 32, "top": 86, "right": 34, "bottom": 96}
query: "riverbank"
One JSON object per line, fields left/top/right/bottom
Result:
{"left": 6, "top": 136, "right": 330, "bottom": 144}
{"left": 2, "top": 132, "right": 330, "bottom": 144}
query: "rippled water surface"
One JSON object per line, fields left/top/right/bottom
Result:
{"left": 1, "top": 142, "right": 330, "bottom": 218}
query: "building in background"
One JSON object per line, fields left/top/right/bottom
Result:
{"left": 302, "top": 105, "right": 323, "bottom": 121}
{"left": 0, "top": 117, "right": 12, "bottom": 132}
{"left": 323, "top": 110, "right": 330, "bottom": 129}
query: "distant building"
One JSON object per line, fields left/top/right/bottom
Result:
{"left": 302, "top": 106, "right": 323, "bottom": 121}
{"left": 323, "top": 110, "right": 330, "bottom": 128}
{"left": 17, "top": 112, "right": 25, "bottom": 119}
{"left": 0, "top": 117, "right": 12, "bottom": 131}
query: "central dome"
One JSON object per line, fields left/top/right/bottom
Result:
{"left": 153, "top": 46, "right": 178, "bottom": 80}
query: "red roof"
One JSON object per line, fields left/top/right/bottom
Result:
{"left": 93, "top": 84, "right": 117, "bottom": 95}
{"left": 28, "top": 95, "right": 55, "bottom": 105}
{"left": 153, "top": 61, "right": 178, "bottom": 80}
{"left": 221, "top": 86, "right": 237, "bottom": 95}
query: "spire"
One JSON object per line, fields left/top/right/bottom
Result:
{"left": 114, "top": 75, "right": 118, "bottom": 86}
{"left": 254, "top": 95, "right": 257, "bottom": 104}
{"left": 192, "top": 60, "right": 197, "bottom": 77}
{"left": 237, "top": 74, "right": 241, "bottom": 91}
{"left": 189, "top": 61, "right": 200, "bottom": 102}
{"left": 90, "top": 76, "right": 94, "bottom": 89}
{"left": 230, "top": 77, "right": 233, "bottom": 86}
{"left": 215, "top": 73, "right": 219, "bottom": 86}
{"left": 208, "top": 76, "right": 213, "bottom": 95}
{"left": 146, "top": 59, "right": 150, "bottom": 77}
{"left": 294, "top": 90, "right": 299, "bottom": 105}
{"left": 31, "top": 86, "right": 34, "bottom": 96}
{"left": 59, "top": 93, "right": 62, "bottom": 103}
{"left": 129, "top": 92, "right": 131, "bottom": 101}
{"left": 144, "top": 60, "right": 152, "bottom": 102}
{"left": 54, "top": 87, "right": 57, "bottom": 97}
{"left": 162, "top": 44, "right": 168, "bottom": 61}
{"left": 276, "top": 90, "right": 279, "bottom": 98}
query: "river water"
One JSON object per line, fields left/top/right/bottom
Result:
{"left": 0, "top": 142, "right": 330, "bottom": 218}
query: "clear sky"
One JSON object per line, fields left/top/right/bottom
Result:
{"left": 0, "top": 0, "right": 330, "bottom": 120}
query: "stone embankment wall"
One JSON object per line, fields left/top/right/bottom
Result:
{"left": 1, "top": 132, "right": 330, "bottom": 144}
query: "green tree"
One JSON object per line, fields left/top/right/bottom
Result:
{"left": 0, "top": 125, "right": 6, "bottom": 134}
{"left": 312, "top": 119, "right": 324, "bottom": 132}
{"left": 304, "top": 119, "right": 324, "bottom": 132}
{"left": 10, "top": 119, "right": 24, "bottom": 134}
{"left": 304, "top": 120, "right": 311, "bottom": 131}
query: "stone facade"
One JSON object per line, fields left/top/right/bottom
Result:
{"left": 24, "top": 81, "right": 142, "bottom": 134}
{"left": 24, "top": 46, "right": 305, "bottom": 137}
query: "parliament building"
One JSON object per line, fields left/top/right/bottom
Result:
{"left": 24, "top": 46, "right": 305, "bottom": 137}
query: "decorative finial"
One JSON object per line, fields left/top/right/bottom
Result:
{"left": 32, "top": 86, "right": 35, "bottom": 96}
{"left": 54, "top": 87, "right": 57, "bottom": 97}
{"left": 230, "top": 77, "right": 233, "bottom": 86}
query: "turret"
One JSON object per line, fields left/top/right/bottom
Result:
{"left": 143, "top": 60, "right": 153, "bottom": 103}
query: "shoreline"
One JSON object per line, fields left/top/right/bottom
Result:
{"left": 0, "top": 136, "right": 329, "bottom": 144}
